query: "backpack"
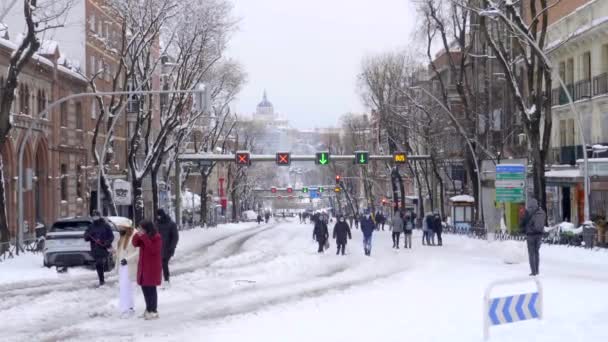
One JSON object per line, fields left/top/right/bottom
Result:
{"left": 526, "top": 209, "right": 546, "bottom": 234}
{"left": 405, "top": 220, "right": 413, "bottom": 231}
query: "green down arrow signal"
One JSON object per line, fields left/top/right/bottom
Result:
{"left": 319, "top": 153, "right": 328, "bottom": 165}
{"left": 359, "top": 154, "right": 366, "bottom": 164}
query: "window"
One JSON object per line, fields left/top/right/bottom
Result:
{"left": 60, "top": 102, "right": 68, "bottom": 127}
{"left": 559, "top": 61, "right": 566, "bottom": 82}
{"left": 582, "top": 51, "right": 591, "bottom": 81}
{"left": 602, "top": 45, "right": 608, "bottom": 74}
{"left": 61, "top": 164, "right": 68, "bottom": 201}
{"left": 19, "top": 85, "right": 30, "bottom": 115}
{"left": 560, "top": 120, "right": 567, "bottom": 147}
{"left": 567, "top": 58, "right": 574, "bottom": 84}
{"left": 91, "top": 99, "right": 97, "bottom": 119}
{"left": 90, "top": 55, "right": 96, "bottom": 76}
{"left": 75, "top": 102, "right": 83, "bottom": 129}
{"left": 37, "top": 89, "right": 46, "bottom": 115}
{"left": 76, "top": 165, "right": 83, "bottom": 198}
{"left": 567, "top": 119, "right": 575, "bottom": 146}
{"left": 89, "top": 13, "right": 96, "bottom": 32}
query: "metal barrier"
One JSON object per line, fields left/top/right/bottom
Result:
{"left": 0, "top": 238, "right": 43, "bottom": 263}
{"left": 483, "top": 277, "right": 543, "bottom": 340}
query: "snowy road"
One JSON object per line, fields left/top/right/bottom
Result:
{"left": 1, "top": 219, "right": 608, "bottom": 342}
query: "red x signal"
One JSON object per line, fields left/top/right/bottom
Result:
{"left": 235, "top": 152, "right": 250, "bottom": 165}
{"left": 276, "top": 152, "right": 291, "bottom": 166}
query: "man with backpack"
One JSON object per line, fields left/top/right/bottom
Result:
{"left": 521, "top": 198, "right": 546, "bottom": 276}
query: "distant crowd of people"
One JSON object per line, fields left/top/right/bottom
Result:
{"left": 308, "top": 208, "right": 446, "bottom": 257}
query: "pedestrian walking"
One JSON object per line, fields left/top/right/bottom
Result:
{"left": 85, "top": 216, "right": 115, "bottom": 287}
{"left": 133, "top": 220, "right": 163, "bottom": 320}
{"left": 332, "top": 215, "right": 352, "bottom": 255}
{"left": 403, "top": 212, "right": 413, "bottom": 249}
{"left": 432, "top": 212, "right": 443, "bottom": 246}
{"left": 354, "top": 214, "right": 359, "bottom": 229}
{"left": 361, "top": 210, "right": 376, "bottom": 256}
{"left": 521, "top": 198, "right": 546, "bottom": 276}
{"left": 391, "top": 211, "right": 404, "bottom": 249}
{"left": 313, "top": 218, "right": 329, "bottom": 253}
{"left": 115, "top": 223, "right": 139, "bottom": 317}
{"left": 257, "top": 213, "right": 263, "bottom": 224}
{"left": 156, "top": 209, "right": 179, "bottom": 288}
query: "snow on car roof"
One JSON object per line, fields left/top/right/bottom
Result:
{"left": 106, "top": 216, "right": 133, "bottom": 227}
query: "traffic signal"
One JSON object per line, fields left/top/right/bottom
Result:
{"left": 355, "top": 151, "right": 369, "bottom": 165}
{"left": 271, "top": 187, "right": 277, "bottom": 194}
{"left": 276, "top": 152, "right": 291, "bottom": 166}
{"left": 302, "top": 187, "right": 308, "bottom": 193}
{"left": 335, "top": 175, "right": 341, "bottom": 184}
{"left": 381, "top": 198, "right": 388, "bottom": 205}
{"left": 318, "top": 186, "right": 324, "bottom": 193}
{"left": 334, "top": 186, "right": 341, "bottom": 193}
{"left": 235, "top": 151, "right": 251, "bottom": 165}
{"left": 393, "top": 152, "right": 407, "bottom": 164}
{"left": 287, "top": 187, "right": 293, "bottom": 194}
{"left": 315, "top": 151, "right": 330, "bottom": 165}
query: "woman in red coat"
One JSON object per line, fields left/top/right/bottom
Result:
{"left": 132, "top": 220, "right": 163, "bottom": 320}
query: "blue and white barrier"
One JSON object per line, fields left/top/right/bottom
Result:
{"left": 483, "top": 277, "right": 543, "bottom": 340}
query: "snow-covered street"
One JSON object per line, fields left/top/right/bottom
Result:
{"left": 1, "top": 219, "right": 608, "bottom": 342}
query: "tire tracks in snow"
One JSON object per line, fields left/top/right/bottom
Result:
{"left": 0, "top": 224, "right": 277, "bottom": 314}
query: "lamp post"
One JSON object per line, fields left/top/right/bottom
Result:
{"left": 17, "top": 88, "right": 204, "bottom": 253}
{"left": 480, "top": 8, "right": 591, "bottom": 223}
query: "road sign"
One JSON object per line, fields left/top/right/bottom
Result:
{"left": 276, "top": 152, "right": 291, "bottom": 166}
{"left": 235, "top": 151, "right": 251, "bottom": 165}
{"left": 315, "top": 151, "right": 330, "bottom": 165}
{"left": 393, "top": 152, "right": 407, "bottom": 164}
{"left": 309, "top": 188, "right": 319, "bottom": 199}
{"left": 355, "top": 151, "right": 369, "bottom": 165}
{"left": 496, "top": 164, "right": 526, "bottom": 203}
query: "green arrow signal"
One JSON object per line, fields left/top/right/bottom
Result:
{"left": 319, "top": 153, "right": 328, "bottom": 165}
{"left": 359, "top": 154, "right": 366, "bottom": 164}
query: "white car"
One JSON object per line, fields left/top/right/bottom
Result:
{"left": 43, "top": 216, "right": 129, "bottom": 270}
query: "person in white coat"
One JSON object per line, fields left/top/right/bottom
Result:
{"left": 115, "top": 224, "right": 139, "bottom": 317}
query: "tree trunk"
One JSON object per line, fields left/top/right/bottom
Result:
{"left": 391, "top": 167, "right": 399, "bottom": 214}
{"left": 100, "top": 173, "right": 117, "bottom": 216}
{"left": 151, "top": 167, "right": 159, "bottom": 217}
{"left": 200, "top": 173, "right": 208, "bottom": 227}
{"left": 529, "top": 129, "right": 547, "bottom": 211}
{"left": 0, "top": 155, "right": 9, "bottom": 250}
{"left": 132, "top": 178, "right": 144, "bottom": 225}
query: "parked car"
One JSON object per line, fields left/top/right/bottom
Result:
{"left": 43, "top": 216, "right": 128, "bottom": 270}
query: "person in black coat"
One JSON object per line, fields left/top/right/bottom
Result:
{"left": 432, "top": 212, "right": 443, "bottom": 246}
{"left": 332, "top": 215, "right": 352, "bottom": 255}
{"left": 85, "top": 216, "right": 115, "bottom": 286}
{"left": 155, "top": 209, "right": 179, "bottom": 284}
{"left": 313, "top": 219, "right": 329, "bottom": 253}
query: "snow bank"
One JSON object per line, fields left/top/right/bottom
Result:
{"left": 182, "top": 191, "right": 201, "bottom": 210}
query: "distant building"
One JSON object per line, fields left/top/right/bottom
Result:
{"left": 246, "top": 91, "right": 291, "bottom": 153}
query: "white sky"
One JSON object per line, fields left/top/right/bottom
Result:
{"left": 227, "top": 0, "right": 416, "bottom": 129}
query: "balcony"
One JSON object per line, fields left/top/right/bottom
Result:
{"left": 593, "top": 73, "right": 608, "bottom": 96}
{"left": 551, "top": 84, "right": 573, "bottom": 106}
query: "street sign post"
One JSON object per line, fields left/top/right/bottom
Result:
{"left": 496, "top": 164, "right": 526, "bottom": 203}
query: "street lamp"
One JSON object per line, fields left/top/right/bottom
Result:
{"left": 480, "top": 8, "right": 592, "bottom": 223}
{"left": 16, "top": 88, "right": 205, "bottom": 253}
{"left": 407, "top": 86, "right": 485, "bottom": 226}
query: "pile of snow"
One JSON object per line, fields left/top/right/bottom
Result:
{"left": 545, "top": 222, "right": 583, "bottom": 234}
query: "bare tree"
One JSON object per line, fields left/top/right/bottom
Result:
{"left": 475, "top": 0, "right": 553, "bottom": 211}
{"left": 0, "top": 0, "right": 73, "bottom": 246}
